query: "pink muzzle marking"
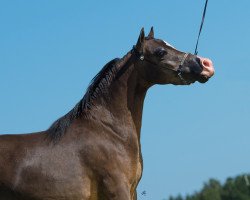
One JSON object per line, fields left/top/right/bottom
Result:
{"left": 198, "top": 56, "right": 215, "bottom": 78}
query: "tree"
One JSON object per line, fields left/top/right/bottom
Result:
{"left": 167, "top": 174, "right": 250, "bottom": 200}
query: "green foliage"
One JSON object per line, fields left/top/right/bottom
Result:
{"left": 167, "top": 174, "right": 250, "bottom": 200}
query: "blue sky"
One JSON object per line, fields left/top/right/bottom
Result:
{"left": 1, "top": 1, "right": 250, "bottom": 199}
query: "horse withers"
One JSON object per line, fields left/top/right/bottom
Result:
{"left": 0, "top": 28, "right": 214, "bottom": 200}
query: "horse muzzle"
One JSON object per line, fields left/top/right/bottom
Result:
{"left": 197, "top": 56, "right": 215, "bottom": 83}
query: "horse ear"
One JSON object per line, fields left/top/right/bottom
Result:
{"left": 148, "top": 26, "right": 154, "bottom": 38}
{"left": 135, "top": 27, "right": 145, "bottom": 51}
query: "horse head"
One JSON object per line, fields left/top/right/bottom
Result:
{"left": 133, "top": 27, "right": 214, "bottom": 86}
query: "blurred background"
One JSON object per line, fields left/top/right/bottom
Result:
{"left": 1, "top": 1, "right": 250, "bottom": 199}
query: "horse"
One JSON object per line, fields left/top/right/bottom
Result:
{"left": 0, "top": 27, "right": 214, "bottom": 200}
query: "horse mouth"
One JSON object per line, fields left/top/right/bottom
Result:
{"left": 183, "top": 74, "right": 211, "bottom": 85}
{"left": 197, "top": 75, "right": 209, "bottom": 83}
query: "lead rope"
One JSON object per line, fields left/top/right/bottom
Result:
{"left": 194, "top": 0, "right": 209, "bottom": 55}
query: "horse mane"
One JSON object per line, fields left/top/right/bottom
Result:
{"left": 47, "top": 51, "right": 132, "bottom": 140}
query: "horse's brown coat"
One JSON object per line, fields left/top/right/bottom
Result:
{"left": 0, "top": 28, "right": 213, "bottom": 200}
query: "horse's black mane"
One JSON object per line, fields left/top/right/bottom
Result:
{"left": 47, "top": 51, "right": 132, "bottom": 140}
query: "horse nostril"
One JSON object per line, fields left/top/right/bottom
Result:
{"left": 201, "top": 58, "right": 213, "bottom": 68}
{"left": 198, "top": 56, "right": 215, "bottom": 78}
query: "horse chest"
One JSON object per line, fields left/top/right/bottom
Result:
{"left": 135, "top": 157, "right": 142, "bottom": 182}
{"left": 128, "top": 145, "right": 143, "bottom": 186}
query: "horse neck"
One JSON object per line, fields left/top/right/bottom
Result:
{"left": 90, "top": 53, "right": 149, "bottom": 140}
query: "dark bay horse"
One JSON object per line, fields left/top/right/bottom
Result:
{"left": 0, "top": 28, "right": 214, "bottom": 200}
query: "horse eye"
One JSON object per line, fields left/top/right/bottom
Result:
{"left": 155, "top": 48, "right": 167, "bottom": 57}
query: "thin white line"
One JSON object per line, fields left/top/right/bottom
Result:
{"left": 163, "top": 40, "right": 175, "bottom": 49}
{"left": 244, "top": 174, "right": 250, "bottom": 186}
